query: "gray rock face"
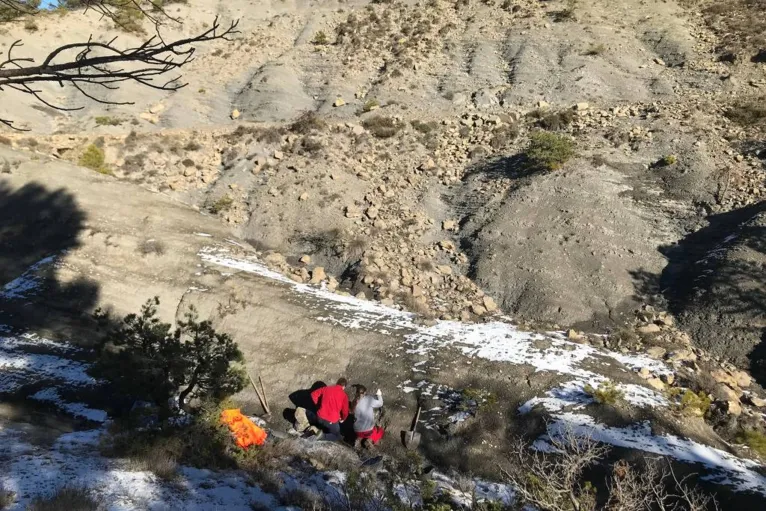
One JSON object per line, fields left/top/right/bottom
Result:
{"left": 459, "top": 164, "right": 670, "bottom": 327}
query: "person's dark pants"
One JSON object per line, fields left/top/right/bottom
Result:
{"left": 317, "top": 418, "right": 341, "bottom": 437}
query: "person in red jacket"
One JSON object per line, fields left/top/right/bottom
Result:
{"left": 310, "top": 377, "right": 349, "bottom": 438}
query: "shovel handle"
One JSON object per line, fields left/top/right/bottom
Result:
{"left": 410, "top": 406, "right": 422, "bottom": 443}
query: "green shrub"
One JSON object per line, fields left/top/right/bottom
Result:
{"left": 27, "top": 487, "right": 102, "bottom": 511}
{"left": 411, "top": 119, "right": 438, "bottom": 134}
{"left": 95, "top": 116, "right": 123, "bottom": 126}
{"left": 584, "top": 380, "right": 624, "bottom": 405}
{"left": 583, "top": 43, "right": 606, "bottom": 56}
{"left": 735, "top": 429, "right": 766, "bottom": 457}
{"left": 525, "top": 131, "right": 576, "bottom": 171}
{"left": 363, "top": 99, "right": 380, "bottom": 112}
{"left": 290, "top": 111, "right": 326, "bottom": 134}
{"left": 207, "top": 194, "right": 233, "bottom": 214}
{"left": 528, "top": 109, "right": 575, "bottom": 131}
{"left": 92, "top": 297, "right": 247, "bottom": 411}
{"left": 362, "top": 116, "right": 402, "bottom": 138}
{"left": 312, "top": 30, "right": 329, "bottom": 45}
{"left": 79, "top": 144, "right": 111, "bottom": 174}
{"left": 668, "top": 388, "right": 711, "bottom": 417}
{"left": 112, "top": 3, "right": 145, "bottom": 34}
{"left": 655, "top": 154, "right": 677, "bottom": 167}
{"left": 24, "top": 18, "right": 38, "bottom": 31}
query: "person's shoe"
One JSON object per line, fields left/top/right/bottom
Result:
{"left": 361, "top": 438, "right": 372, "bottom": 450}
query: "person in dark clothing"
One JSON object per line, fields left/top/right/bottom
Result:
{"left": 310, "top": 377, "right": 349, "bottom": 438}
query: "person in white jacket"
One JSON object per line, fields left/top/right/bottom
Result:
{"left": 351, "top": 385, "right": 384, "bottom": 448}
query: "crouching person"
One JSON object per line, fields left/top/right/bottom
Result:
{"left": 352, "top": 385, "right": 384, "bottom": 449}
{"left": 310, "top": 377, "right": 349, "bottom": 440}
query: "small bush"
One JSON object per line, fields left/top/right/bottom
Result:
{"left": 208, "top": 194, "right": 233, "bottom": 214}
{"left": 95, "top": 116, "right": 123, "bottom": 126}
{"left": 725, "top": 99, "right": 766, "bottom": 127}
{"left": 735, "top": 429, "right": 766, "bottom": 457}
{"left": 24, "top": 18, "right": 38, "bottom": 32}
{"left": 113, "top": 4, "right": 145, "bottom": 34}
{"left": 654, "top": 155, "right": 677, "bottom": 167}
{"left": 362, "top": 99, "right": 380, "bottom": 112}
{"left": 290, "top": 112, "right": 326, "bottom": 134}
{"left": 583, "top": 43, "right": 606, "bottom": 56}
{"left": 525, "top": 131, "right": 575, "bottom": 171}
{"left": 490, "top": 124, "right": 519, "bottom": 149}
{"left": 137, "top": 239, "right": 166, "bottom": 256}
{"left": 529, "top": 109, "right": 575, "bottom": 131}
{"left": 668, "top": 388, "right": 711, "bottom": 417}
{"left": 0, "top": 488, "right": 15, "bottom": 510}
{"left": 300, "top": 136, "right": 323, "bottom": 153}
{"left": 312, "top": 31, "right": 330, "bottom": 45}
{"left": 411, "top": 119, "right": 438, "bottom": 134}
{"left": 552, "top": 0, "right": 577, "bottom": 22}
{"left": 27, "top": 487, "right": 102, "bottom": 511}
{"left": 183, "top": 140, "right": 202, "bottom": 151}
{"left": 181, "top": 158, "right": 196, "bottom": 167}
{"left": 127, "top": 448, "right": 179, "bottom": 481}
{"left": 584, "top": 380, "right": 624, "bottom": 405}
{"left": 0, "top": 135, "right": 11, "bottom": 146}
{"left": 79, "top": 144, "right": 111, "bottom": 174}
{"left": 362, "top": 116, "right": 402, "bottom": 138}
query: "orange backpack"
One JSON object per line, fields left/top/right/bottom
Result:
{"left": 220, "top": 408, "right": 268, "bottom": 449}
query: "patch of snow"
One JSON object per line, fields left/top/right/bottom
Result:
{"left": 199, "top": 248, "right": 672, "bottom": 383}
{"left": 30, "top": 388, "right": 107, "bottom": 423}
{"left": 0, "top": 426, "right": 283, "bottom": 511}
{"left": 546, "top": 414, "right": 766, "bottom": 497}
{"left": 0, "top": 256, "right": 56, "bottom": 300}
{"left": 194, "top": 232, "right": 213, "bottom": 237}
{"left": 0, "top": 343, "right": 96, "bottom": 392}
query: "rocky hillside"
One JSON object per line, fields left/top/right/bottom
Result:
{"left": 1, "top": 0, "right": 766, "bottom": 508}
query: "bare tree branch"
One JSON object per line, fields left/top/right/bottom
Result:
{"left": 0, "top": 13, "right": 239, "bottom": 130}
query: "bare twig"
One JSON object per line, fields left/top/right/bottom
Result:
{"left": 0, "top": 15, "right": 239, "bottom": 130}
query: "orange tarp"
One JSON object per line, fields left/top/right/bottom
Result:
{"left": 220, "top": 408, "right": 267, "bottom": 449}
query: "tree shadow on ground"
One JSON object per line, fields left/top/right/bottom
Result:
{"left": 631, "top": 199, "right": 766, "bottom": 387}
{"left": 0, "top": 180, "right": 101, "bottom": 337}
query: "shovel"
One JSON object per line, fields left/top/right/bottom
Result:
{"left": 402, "top": 405, "right": 422, "bottom": 449}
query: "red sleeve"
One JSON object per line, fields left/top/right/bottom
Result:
{"left": 340, "top": 392, "right": 349, "bottom": 421}
{"left": 311, "top": 387, "right": 324, "bottom": 405}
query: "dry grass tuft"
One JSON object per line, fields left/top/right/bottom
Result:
{"left": 27, "top": 487, "right": 103, "bottom": 511}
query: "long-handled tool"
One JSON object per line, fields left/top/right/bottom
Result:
{"left": 402, "top": 405, "right": 422, "bottom": 449}
{"left": 248, "top": 372, "right": 271, "bottom": 417}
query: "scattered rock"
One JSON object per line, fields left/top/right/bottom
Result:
{"left": 264, "top": 252, "right": 286, "bottom": 265}
{"left": 230, "top": 109, "right": 241, "bottom": 120}
{"left": 310, "top": 267, "right": 327, "bottom": 284}
{"left": 345, "top": 206, "right": 362, "bottom": 218}
{"left": 299, "top": 192, "right": 309, "bottom": 201}
{"left": 637, "top": 324, "right": 661, "bottom": 335}
{"left": 646, "top": 346, "right": 666, "bottom": 359}
{"left": 473, "top": 89, "right": 499, "bottom": 109}
{"left": 471, "top": 304, "right": 487, "bottom": 316}
{"left": 646, "top": 377, "right": 665, "bottom": 391}
{"left": 300, "top": 255, "right": 311, "bottom": 264}
{"left": 366, "top": 206, "right": 379, "bottom": 219}
{"left": 333, "top": 97, "right": 346, "bottom": 107}
{"left": 273, "top": 150, "right": 284, "bottom": 160}
{"left": 574, "top": 102, "right": 589, "bottom": 111}
{"left": 442, "top": 220, "right": 456, "bottom": 231}
{"left": 483, "top": 296, "right": 498, "bottom": 312}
